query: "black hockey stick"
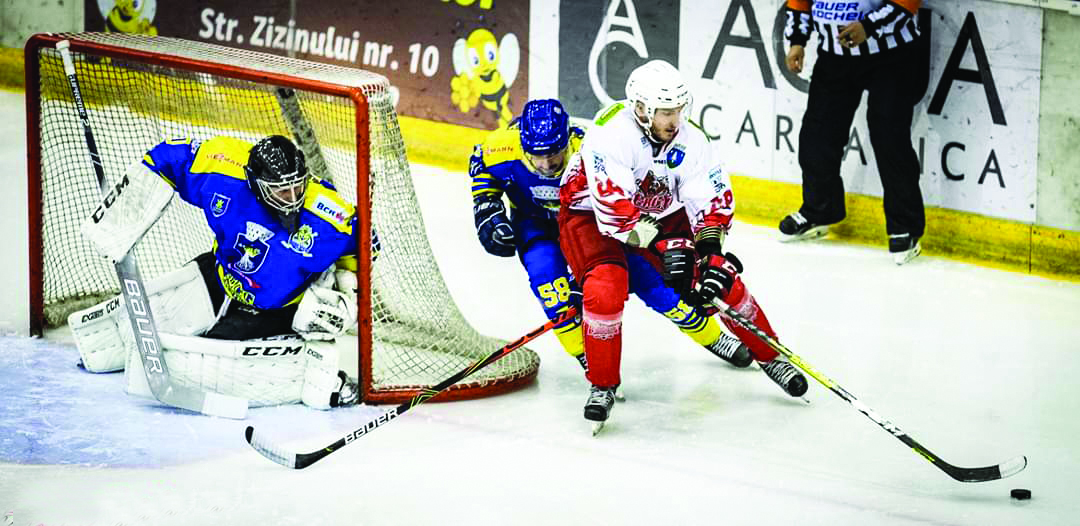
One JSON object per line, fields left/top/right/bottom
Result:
{"left": 57, "top": 40, "right": 247, "bottom": 419}
{"left": 245, "top": 307, "right": 579, "bottom": 468}
{"left": 710, "top": 297, "right": 1026, "bottom": 483}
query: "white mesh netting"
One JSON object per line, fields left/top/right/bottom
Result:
{"left": 29, "top": 33, "right": 538, "bottom": 403}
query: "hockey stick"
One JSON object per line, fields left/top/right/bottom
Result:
{"left": 245, "top": 306, "right": 579, "bottom": 468}
{"left": 710, "top": 297, "right": 1026, "bottom": 483}
{"left": 57, "top": 40, "right": 248, "bottom": 419}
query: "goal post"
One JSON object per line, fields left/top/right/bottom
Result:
{"left": 24, "top": 32, "right": 540, "bottom": 404}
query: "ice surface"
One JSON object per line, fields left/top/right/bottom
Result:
{"left": 2, "top": 89, "right": 1077, "bottom": 525}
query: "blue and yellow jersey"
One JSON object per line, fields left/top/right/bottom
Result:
{"left": 469, "top": 123, "right": 585, "bottom": 222}
{"left": 143, "top": 136, "right": 358, "bottom": 310}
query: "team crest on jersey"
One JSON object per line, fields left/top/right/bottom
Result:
{"left": 282, "top": 224, "right": 318, "bottom": 257}
{"left": 592, "top": 152, "right": 607, "bottom": 176}
{"left": 232, "top": 222, "right": 274, "bottom": 274}
{"left": 632, "top": 171, "right": 673, "bottom": 213}
{"left": 210, "top": 193, "right": 230, "bottom": 217}
{"left": 666, "top": 145, "right": 686, "bottom": 168}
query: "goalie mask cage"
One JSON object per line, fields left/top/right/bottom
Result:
{"left": 25, "top": 33, "right": 539, "bottom": 404}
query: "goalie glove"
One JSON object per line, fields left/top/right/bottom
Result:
{"left": 292, "top": 285, "right": 358, "bottom": 341}
{"left": 473, "top": 197, "right": 517, "bottom": 257}
{"left": 81, "top": 162, "right": 175, "bottom": 262}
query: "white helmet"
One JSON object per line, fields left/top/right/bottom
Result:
{"left": 624, "top": 60, "right": 692, "bottom": 140}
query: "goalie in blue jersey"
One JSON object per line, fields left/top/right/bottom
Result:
{"left": 69, "top": 135, "right": 364, "bottom": 409}
{"left": 470, "top": 99, "right": 753, "bottom": 373}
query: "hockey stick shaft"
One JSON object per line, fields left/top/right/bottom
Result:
{"left": 246, "top": 307, "right": 579, "bottom": 468}
{"left": 57, "top": 40, "right": 247, "bottom": 419}
{"left": 712, "top": 298, "right": 1025, "bottom": 482}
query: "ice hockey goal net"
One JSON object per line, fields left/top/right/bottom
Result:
{"left": 24, "top": 32, "right": 539, "bottom": 404}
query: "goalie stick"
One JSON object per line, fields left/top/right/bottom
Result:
{"left": 709, "top": 297, "right": 1026, "bottom": 483}
{"left": 57, "top": 40, "right": 248, "bottom": 419}
{"left": 245, "top": 307, "right": 579, "bottom": 468}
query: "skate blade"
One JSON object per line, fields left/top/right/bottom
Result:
{"left": 780, "top": 225, "right": 828, "bottom": 243}
{"left": 591, "top": 421, "right": 606, "bottom": 436}
{"left": 798, "top": 396, "right": 810, "bottom": 405}
{"left": 892, "top": 243, "right": 922, "bottom": 265}
{"left": 614, "top": 389, "right": 626, "bottom": 402}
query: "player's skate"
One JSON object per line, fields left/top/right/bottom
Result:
{"left": 584, "top": 385, "right": 616, "bottom": 435}
{"left": 779, "top": 212, "right": 829, "bottom": 242}
{"left": 889, "top": 233, "right": 921, "bottom": 265}
{"left": 759, "top": 356, "right": 809, "bottom": 398}
{"left": 705, "top": 332, "right": 753, "bottom": 368}
{"left": 331, "top": 371, "right": 360, "bottom": 407}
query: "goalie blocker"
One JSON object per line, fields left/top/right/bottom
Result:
{"left": 69, "top": 253, "right": 360, "bottom": 410}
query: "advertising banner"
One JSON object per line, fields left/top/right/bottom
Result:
{"left": 558, "top": 0, "right": 1042, "bottom": 223}
{"left": 85, "top": 0, "right": 530, "bottom": 130}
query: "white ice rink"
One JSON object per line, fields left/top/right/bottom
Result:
{"left": 2, "top": 88, "right": 1079, "bottom": 525}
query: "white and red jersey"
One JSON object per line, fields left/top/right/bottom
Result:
{"left": 560, "top": 102, "right": 734, "bottom": 244}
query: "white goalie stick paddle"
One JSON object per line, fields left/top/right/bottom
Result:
{"left": 57, "top": 39, "right": 248, "bottom": 419}
{"left": 709, "top": 297, "right": 1026, "bottom": 483}
{"left": 245, "top": 307, "right": 579, "bottom": 468}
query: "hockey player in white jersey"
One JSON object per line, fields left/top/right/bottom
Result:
{"left": 559, "top": 60, "right": 808, "bottom": 426}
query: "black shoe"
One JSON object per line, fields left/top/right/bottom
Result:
{"left": 779, "top": 212, "right": 829, "bottom": 242}
{"left": 583, "top": 385, "right": 616, "bottom": 422}
{"left": 705, "top": 333, "right": 753, "bottom": 368}
{"left": 888, "top": 234, "right": 922, "bottom": 265}
{"left": 759, "top": 357, "right": 808, "bottom": 397}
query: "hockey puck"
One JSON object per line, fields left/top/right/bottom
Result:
{"left": 1010, "top": 489, "right": 1031, "bottom": 500}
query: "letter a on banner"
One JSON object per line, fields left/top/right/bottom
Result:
{"left": 588, "top": 0, "right": 649, "bottom": 107}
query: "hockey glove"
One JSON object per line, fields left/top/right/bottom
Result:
{"left": 473, "top": 198, "right": 517, "bottom": 257}
{"left": 695, "top": 252, "right": 744, "bottom": 305}
{"left": 652, "top": 235, "right": 697, "bottom": 295}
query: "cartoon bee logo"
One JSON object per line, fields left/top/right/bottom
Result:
{"left": 451, "top": 28, "right": 520, "bottom": 128}
{"left": 98, "top": 0, "right": 158, "bottom": 36}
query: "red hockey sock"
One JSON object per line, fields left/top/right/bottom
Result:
{"left": 718, "top": 278, "right": 780, "bottom": 362}
{"left": 582, "top": 264, "right": 628, "bottom": 388}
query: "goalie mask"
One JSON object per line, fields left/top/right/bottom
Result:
{"left": 246, "top": 135, "right": 308, "bottom": 231}
{"left": 518, "top": 99, "right": 570, "bottom": 177}
{"left": 624, "top": 60, "right": 692, "bottom": 144}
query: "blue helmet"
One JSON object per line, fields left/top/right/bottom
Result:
{"left": 519, "top": 99, "right": 570, "bottom": 156}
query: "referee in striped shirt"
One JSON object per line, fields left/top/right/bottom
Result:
{"left": 779, "top": 0, "right": 925, "bottom": 265}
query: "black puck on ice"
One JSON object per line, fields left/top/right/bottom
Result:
{"left": 1010, "top": 488, "right": 1031, "bottom": 500}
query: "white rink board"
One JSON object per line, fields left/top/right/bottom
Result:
{"left": 674, "top": 0, "right": 1041, "bottom": 222}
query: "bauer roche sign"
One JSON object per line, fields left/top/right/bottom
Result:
{"left": 556, "top": 0, "right": 1041, "bottom": 224}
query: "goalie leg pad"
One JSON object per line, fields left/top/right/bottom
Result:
{"left": 69, "top": 260, "right": 216, "bottom": 373}
{"left": 127, "top": 333, "right": 309, "bottom": 406}
{"left": 301, "top": 341, "right": 350, "bottom": 410}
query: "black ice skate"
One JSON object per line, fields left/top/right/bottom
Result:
{"left": 759, "top": 357, "right": 809, "bottom": 398}
{"left": 584, "top": 385, "right": 616, "bottom": 435}
{"left": 779, "top": 212, "right": 829, "bottom": 242}
{"left": 888, "top": 233, "right": 922, "bottom": 265}
{"left": 331, "top": 371, "right": 360, "bottom": 407}
{"left": 705, "top": 332, "right": 753, "bottom": 368}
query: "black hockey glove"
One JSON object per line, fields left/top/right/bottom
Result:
{"left": 695, "top": 252, "right": 744, "bottom": 305}
{"left": 652, "top": 235, "right": 697, "bottom": 295}
{"left": 473, "top": 198, "right": 517, "bottom": 257}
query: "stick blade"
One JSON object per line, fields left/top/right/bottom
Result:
{"left": 944, "top": 455, "right": 1028, "bottom": 483}
{"left": 245, "top": 425, "right": 298, "bottom": 469}
{"left": 998, "top": 455, "right": 1028, "bottom": 479}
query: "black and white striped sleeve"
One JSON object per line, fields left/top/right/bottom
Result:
{"left": 785, "top": 7, "right": 813, "bottom": 47}
{"left": 861, "top": 1, "right": 916, "bottom": 40}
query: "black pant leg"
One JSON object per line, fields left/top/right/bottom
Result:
{"left": 866, "top": 44, "right": 925, "bottom": 238}
{"left": 797, "top": 52, "right": 867, "bottom": 225}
